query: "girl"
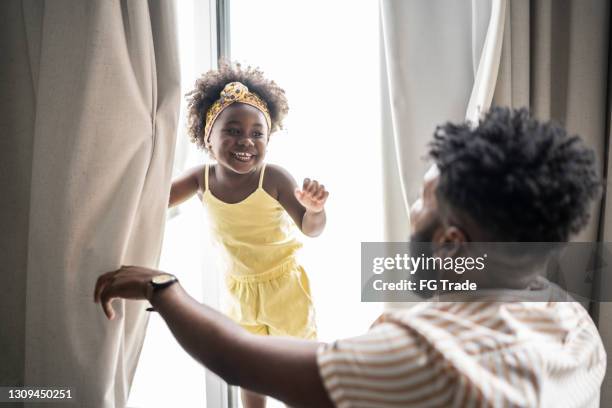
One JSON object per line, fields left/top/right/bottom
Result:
{"left": 169, "top": 62, "right": 328, "bottom": 408}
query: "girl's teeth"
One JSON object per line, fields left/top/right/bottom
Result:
{"left": 233, "top": 152, "right": 253, "bottom": 161}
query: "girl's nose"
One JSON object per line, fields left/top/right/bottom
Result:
{"left": 238, "top": 137, "right": 254, "bottom": 146}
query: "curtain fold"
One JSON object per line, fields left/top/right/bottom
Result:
{"left": 1, "top": 1, "right": 180, "bottom": 407}
{"left": 465, "top": 0, "right": 506, "bottom": 123}
{"left": 380, "top": 0, "right": 502, "bottom": 238}
{"left": 0, "top": 0, "right": 38, "bottom": 394}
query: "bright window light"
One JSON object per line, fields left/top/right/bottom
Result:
{"left": 230, "top": 0, "right": 384, "bottom": 343}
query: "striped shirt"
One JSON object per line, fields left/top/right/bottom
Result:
{"left": 317, "top": 293, "right": 606, "bottom": 407}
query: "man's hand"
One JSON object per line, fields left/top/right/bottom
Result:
{"left": 294, "top": 178, "right": 329, "bottom": 213}
{"left": 94, "top": 265, "right": 333, "bottom": 407}
{"left": 93, "top": 265, "right": 163, "bottom": 320}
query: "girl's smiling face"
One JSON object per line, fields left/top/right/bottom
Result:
{"left": 208, "top": 103, "right": 270, "bottom": 174}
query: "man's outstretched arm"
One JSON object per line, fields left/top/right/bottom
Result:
{"left": 94, "top": 266, "right": 334, "bottom": 408}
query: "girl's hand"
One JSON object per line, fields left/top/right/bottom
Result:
{"left": 294, "top": 178, "right": 329, "bottom": 213}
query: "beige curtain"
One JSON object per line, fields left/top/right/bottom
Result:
{"left": 380, "top": 0, "right": 503, "bottom": 241}
{"left": 0, "top": 1, "right": 180, "bottom": 407}
{"left": 492, "top": 0, "right": 609, "bottom": 242}
{"left": 381, "top": 0, "right": 612, "bottom": 403}
{"left": 380, "top": 0, "right": 506, "bottom": 310}
{"left": 492, "top": 2, "right": 612, "bottom": 400}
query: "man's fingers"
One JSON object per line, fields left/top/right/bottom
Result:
{"left": 100, "top": 285, "right": 116, "bottom": 320}
{"left": 94, "top": 270, "right": 117, "bottom": 303}
{"left": 102, "top": 299, "right": 115, "bottom": 320}
{"left": 302, "top": 178, "right": 310, "bottom": 191}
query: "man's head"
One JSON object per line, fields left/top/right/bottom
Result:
{"left": 410, "top": 107, "right": 601, "bottom": 244}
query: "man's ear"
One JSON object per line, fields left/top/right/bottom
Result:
{"left": 442, "top": 226, "right": 467, "bottom": 244}
{"left": 433, "top": 226, "right": 467, "bottom": 257}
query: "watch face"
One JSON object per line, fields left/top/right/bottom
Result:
{"left": 152, "top": 274, "right": 175, "bottom": 285}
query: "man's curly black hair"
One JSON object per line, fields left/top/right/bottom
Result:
{"left": 186, "top": 61, "right": 289, "bottom": 150}
{"left": 428, "top": 106, "right": 601, "bottom": 242}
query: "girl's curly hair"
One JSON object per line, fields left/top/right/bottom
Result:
{"left": 185, "top": 61, "right": 289, "bottom": 150}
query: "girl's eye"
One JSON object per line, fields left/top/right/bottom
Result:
{"left": 225, "top": 128, "right": 240, "bottom": 136}
{"left": 252, "top": 132, "right": 264, "bottom": 138}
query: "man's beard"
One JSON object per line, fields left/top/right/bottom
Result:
{"left": 409, "top": 217, "right": 441, "bottom": 298}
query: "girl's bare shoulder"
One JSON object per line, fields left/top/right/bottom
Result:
{"left": 185, "top": 164, "right": 207, "bottom": 192}
{"left": 262, "top": 163, "right": 298, "bottom": 198}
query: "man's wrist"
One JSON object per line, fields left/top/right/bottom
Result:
{"left": 145, "top": 280, "right": 155, "bottom": 302}
{"left": 146, "top": 273, "right": 179, "bottom": 310}
{"left": 150, "top": 281, "right": 181, "bottom": 307}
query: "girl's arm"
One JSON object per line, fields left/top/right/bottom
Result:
{"left": 266, "top": 165, "right": 328, "bottom": 237}
{"left": 168, "top": 166, "right": 204, "bottom": 208}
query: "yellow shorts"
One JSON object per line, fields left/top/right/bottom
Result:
{"left": 225, "top": 260, "right": 317, "bottom": 339}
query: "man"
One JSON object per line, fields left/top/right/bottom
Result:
{"left": 94, "top": 107, "right": 606, "bottom": 407}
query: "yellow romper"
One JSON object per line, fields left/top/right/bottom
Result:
{"left": 202, "top": 163, "right": 317, "bottom": 339}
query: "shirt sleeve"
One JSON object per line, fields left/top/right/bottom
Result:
{"left": 316, "top": 321, "right": 455, "bottom": 408}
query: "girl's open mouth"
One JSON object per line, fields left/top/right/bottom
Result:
{"left": 231, "top": 151, "right": 255, "bottom": 162}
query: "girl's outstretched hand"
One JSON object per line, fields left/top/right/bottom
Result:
{"left": 295, "top": 178, "right": 329, "bottom": 213}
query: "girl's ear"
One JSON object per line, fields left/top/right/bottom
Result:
{"left": 206, "top": 145, "right": 216, "bottom": 160}
{"left": 204, "top": 134, "right": 215, "bottom": 158}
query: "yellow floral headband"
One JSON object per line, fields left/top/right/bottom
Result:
{"left": 203, "top": 82, "right": 272, "bottom": 148}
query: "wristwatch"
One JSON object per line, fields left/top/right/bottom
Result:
{"left": 146, "top": 273, "right": 178, "bottom": 311}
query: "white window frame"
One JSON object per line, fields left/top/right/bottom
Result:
{"left": 201, "top": 0, "right": 236, "bottom": 406}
